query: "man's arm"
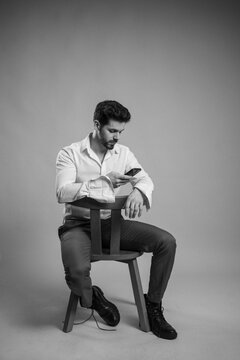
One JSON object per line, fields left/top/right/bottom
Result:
{"left": 55, "top": 148, "right": 115, "bottom": 203}
{"left": 124, "top": 149, "right": 154, "bottom": 218}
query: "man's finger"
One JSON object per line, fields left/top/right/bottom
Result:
{"left": 125, "top": 199, "right": 130, "bottom": 217}
{"left": 119, "top": 180, "right": 129, "bottom": 185}
{"left": 119, "top": 175, "right": 132, "bottom": 181}
{"left": 138, "top": 204, "right": 143, "bottom": 217}
{"left": 129, "top": 203, "right": 137, "bottom": 218}
{"left": 132, "top": 207, "right": 139, "bottom": 219}
{"left": 125, "top": 200, "right": 133, "bottom": 218}
{"left": 125, "top": 198, "right": 131, "bottom": 208}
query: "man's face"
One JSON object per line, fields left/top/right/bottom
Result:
{"left": 98, "top": 119, "right": 126, "bottom": 150}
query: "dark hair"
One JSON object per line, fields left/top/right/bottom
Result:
{"left": 93, "top": 100, "right": 131, "bottom": 126}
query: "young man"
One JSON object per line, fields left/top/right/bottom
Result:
{"left": 56, "top": 100, "right": 177, "bottom": 339}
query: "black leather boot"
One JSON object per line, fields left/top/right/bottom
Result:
{"left": 91, "top": 286, "right": 120, "bottom": 327}
{"left": 144, "top": 294, "right": 177, "bottom": 340}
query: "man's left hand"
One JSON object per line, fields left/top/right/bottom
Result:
{"left": 125, "top": 188, "right": 144, "bottom": 219}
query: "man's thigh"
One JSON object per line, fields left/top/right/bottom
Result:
{"left": 121, "top": 219, "right": 176, "bottom": 253}
{"left": 60, "top": 226, "right": 92, "bottom": 270}
{"left": 101, "top": 218, "right": 174, "bottom": 253}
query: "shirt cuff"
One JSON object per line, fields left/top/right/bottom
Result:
{"left": 134, "top": 185, "right": 152, "bottom": 209}
{"left": 88, "top": 176, "right": 115, "bottom": 203}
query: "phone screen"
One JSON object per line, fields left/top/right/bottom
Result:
{"left": 125, "top": 168, "right": 141, "bottom": 176}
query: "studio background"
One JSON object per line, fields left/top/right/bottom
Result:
{"left": 0, "top": 1, "right": 239, "bottom": 359}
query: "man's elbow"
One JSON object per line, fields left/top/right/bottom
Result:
{"left": 56, "top": 187, "right": 66, "bottom": 204}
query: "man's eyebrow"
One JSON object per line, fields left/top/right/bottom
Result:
{"left": 108, "top": 128, "right": 125, "bottom": 132}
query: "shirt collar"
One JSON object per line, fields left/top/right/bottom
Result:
{"left": 81, "top": 134, "right": 91, "bottom": 152}
{"left": 81, "top": 133, "right": 120, "bottom": 155}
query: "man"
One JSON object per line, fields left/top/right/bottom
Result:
{"left": 56, "top": 100, "right": 177, "bottom": 339}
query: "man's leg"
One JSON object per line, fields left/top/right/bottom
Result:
{"left": 59, "top": 225, "right": 93, "bottom": 308}
{"left": 118, "top": 219, "right": 176, "bottom": 302}
{"left": 101, "top": 218, "right": 177, "bottom": 339}
{"left": 59, "top": 222, "right": 120, "bottom": 326}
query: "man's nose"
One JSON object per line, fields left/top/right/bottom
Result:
{"left": 113, "top": 133, "right": 120, "bottom": 140}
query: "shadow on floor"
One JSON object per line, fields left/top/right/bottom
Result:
{"left": 0, "top": 282, "right": 142, "bottom": 332}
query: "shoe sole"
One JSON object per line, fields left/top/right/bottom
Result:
{"left": 148, "top": 318, "right": 177, "bottom": 340}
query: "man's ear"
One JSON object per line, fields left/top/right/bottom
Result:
{"left": 94, "top": 120, "right": 100, "bottom": 130}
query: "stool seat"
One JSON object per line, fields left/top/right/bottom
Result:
{"left": 91, "top": 249, "right": 143, "bottom": 261}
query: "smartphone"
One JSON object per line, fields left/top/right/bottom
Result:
{"left": 125, "top": 168, "right": 141, "bottom": 176}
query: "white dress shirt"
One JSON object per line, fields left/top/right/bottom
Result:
{"left": 56, "top": 134, "right": 154, "bottom": 220}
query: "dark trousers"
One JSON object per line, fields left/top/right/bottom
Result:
{"left": 58, "top": 218, "right": 176, "bottom": 308}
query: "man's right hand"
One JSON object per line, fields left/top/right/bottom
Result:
{"left": 106, "top": 171, "right": 132, "bottom": 188}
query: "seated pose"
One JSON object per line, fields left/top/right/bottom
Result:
{"left": 56, "top": 100, "right": 177, "bottom": 339}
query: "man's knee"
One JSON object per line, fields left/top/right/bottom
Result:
{"left": 64, "top": 264, "right": 91, "bottom": 286}
{"left": 155, "top": 230, "right": 177, "bottom": 255}
{"left": 165, "top": 232, "right": 177, "bottom": 249}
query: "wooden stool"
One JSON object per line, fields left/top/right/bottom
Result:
{"left": 62, "top": 196, "right": 150, "bottom": 333}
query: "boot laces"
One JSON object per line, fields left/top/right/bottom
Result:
{"left": 149, "top": 304, "right": 167, "bottom": 323}
{"left": 63, "top": 309, "right": 116, "bottom": 332}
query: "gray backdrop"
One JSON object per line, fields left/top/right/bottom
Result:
{"left": 0, "top": 0, "right": 239, "bottom": 348}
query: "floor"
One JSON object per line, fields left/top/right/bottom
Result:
{"left": 0, "top": 262, "right": 240, "bottom": 360}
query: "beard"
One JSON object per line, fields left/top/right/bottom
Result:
{"left": 102, "top": 140, "right": 118, "bottom": 149}
{"left": 98, "top": 128, "right": 118, "bottom": 150}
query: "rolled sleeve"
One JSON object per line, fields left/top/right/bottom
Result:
{"left": 88, "top": 176, "right": 115, "bottom": 203}
{"left": 56, "top": 149, "right": 115, "bottom": 203}
{"left": 125, "top": 149, "right": 154, "bottom": 209}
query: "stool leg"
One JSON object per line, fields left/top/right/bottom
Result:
{"left": 63, "top": 291, "right": 79, "bottom": 333}
{"left": 128, "top": 259, "right": 150, "bottom": 332}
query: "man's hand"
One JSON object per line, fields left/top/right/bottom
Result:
{"left": 125, "top": 188, "right": 144, "bottom": 219}
{"left": 107, "top": 171, "right": 132, "bottom": 188}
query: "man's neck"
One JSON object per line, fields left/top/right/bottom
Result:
{"left": 90, "top": 132, "right": 107, "bottom": 162}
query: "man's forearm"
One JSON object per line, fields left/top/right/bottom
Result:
{"left": 131, "top": 177, "right": 154, "bottom": 209}
{"left": 56, "top": 176, "right": 115, "bottom": 203}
